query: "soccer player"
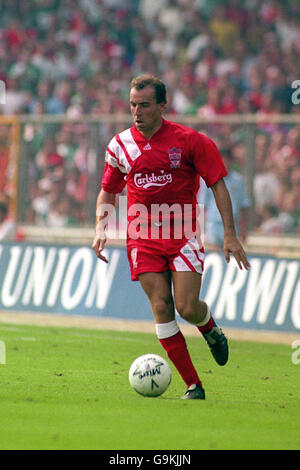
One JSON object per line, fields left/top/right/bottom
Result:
{"left": 92, "top": 75, "right": 250, "bottom": 400}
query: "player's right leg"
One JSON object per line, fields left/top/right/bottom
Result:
{"left": 138, "top": 271, "right": 205, "bottom": 399}
{"left": 172, "top": 271, "right": 229, "bottom": 366}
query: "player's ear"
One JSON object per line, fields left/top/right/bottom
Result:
{"left": 159, "top": 101, "right": 166, "bottom": 114}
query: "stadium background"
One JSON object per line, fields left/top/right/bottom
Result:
{"left": 0, "top": 0, "right": 299, "bottom": 339}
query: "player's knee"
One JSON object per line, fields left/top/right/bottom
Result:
{"left": 152, "top": 297, "right": 174, "bottom": 323}
{"left": 176, "top": 300, "right": 198, "bottom": 323}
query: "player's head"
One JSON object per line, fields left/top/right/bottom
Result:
{"left": 130, "top": 75, "right": 167, "bottom": 135}
{"left": 130, "top": 75, "right": 167, "bottom": 105}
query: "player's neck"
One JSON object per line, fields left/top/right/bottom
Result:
{"left": 137, "top": 118, "right": 164, "bottom": 140}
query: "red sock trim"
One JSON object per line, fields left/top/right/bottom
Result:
{"left": 197, "top": 315, "right": 214, "bottom": 334}
{"left": 159, "top": 330, "right": 202, "bottom": 388}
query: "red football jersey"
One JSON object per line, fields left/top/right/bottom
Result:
{"left": 101, "top": 119, "right": 226, "bottom": 238}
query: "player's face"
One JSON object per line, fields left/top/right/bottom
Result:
{"left": 130, "top": 86, "right": 165, "bottom": 137}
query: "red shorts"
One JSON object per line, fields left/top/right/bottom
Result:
{"left": 127, "top": 236, "right": 205, "bottom": 281}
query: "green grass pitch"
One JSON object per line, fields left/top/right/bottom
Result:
{"left": 0, "top": 322, "right": 299, "bottom": 450}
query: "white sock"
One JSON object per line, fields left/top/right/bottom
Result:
{"left": 155, "top": 320, "right": 180, "bottom": 340}
{"left": 196, "top": 304, "right": 211, "bottom": 327}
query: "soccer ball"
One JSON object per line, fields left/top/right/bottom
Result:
{"left": 129, "top": 353, "right": 172, "bottom": 397}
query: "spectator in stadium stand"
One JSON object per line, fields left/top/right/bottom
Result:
{"left": 198, "top": 149, "right": 251, "bottom": 250}
{"left": 92, "top": 75, "right": 250, "bottom": 400}
{"left": 0, "top": 197, "right": 16, "bottom": 241}
{"left": 0, "top": 0, "right": 299, "bottom": 233}
{"left": 35, "top": 137, "right": 64, "bottom": 174}
{"left": 0, "top": 0, "right": 298, "bottom": 119}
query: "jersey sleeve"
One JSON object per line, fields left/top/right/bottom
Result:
{"left": 189, "top": 132, "right": 227, "bottom": 187}
{"left": 101, "top": 140, "right": 127, "bottom": 194}
{"left": 101, "top": 162, "right": 127, "bottom": 194}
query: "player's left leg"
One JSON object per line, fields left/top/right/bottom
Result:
{"left": 172, "top": 271, "right": 229, "bottom": 366}
{"left": 138, "top": 271, "right": 205, "bottom": 398}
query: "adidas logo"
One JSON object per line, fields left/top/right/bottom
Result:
{"left": 143, "top": 143, "right": 151, "bottom": 150}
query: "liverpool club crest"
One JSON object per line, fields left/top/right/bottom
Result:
{"left": 168, "top": 147, "right": 182, "bottom": 168}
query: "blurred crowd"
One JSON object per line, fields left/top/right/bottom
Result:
{"left": 0, "top": 0, "right": 299, "bottom": 235}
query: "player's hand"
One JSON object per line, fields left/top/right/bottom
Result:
{"left": 224, "top": 234, "right": 250, "bottom": 270}
{"left": 92, "top": 234, "right": 108, "bottom": 263}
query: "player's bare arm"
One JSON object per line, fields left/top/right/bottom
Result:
{"left": 92, "top": 189, "right": 116, "bottom": 263}
{"left": 211, "top": 179, "right": 250, "bottom": 270}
